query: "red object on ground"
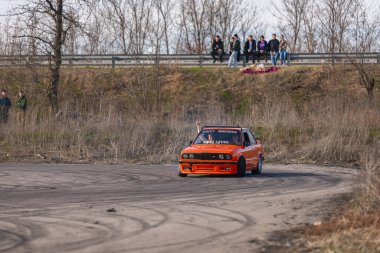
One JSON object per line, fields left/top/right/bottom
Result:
{"left": 241, "top": 66, "right": 280, "bottom": 74}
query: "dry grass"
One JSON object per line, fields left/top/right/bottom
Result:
{"left": 298, "top": 146, "right": 380, "bottom": 253}
{"left": 0, "top": 65, "right": 379, "bottom": 164}
{"left": 261, "top": 146, "right": 380, "bottom": 253}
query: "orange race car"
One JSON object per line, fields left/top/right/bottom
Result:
{"left": 178, "top": 125, "right": 264, "bottom": 177}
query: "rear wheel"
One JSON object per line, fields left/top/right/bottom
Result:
{"left": 236, "top": 157, "right": 246, "bottom": 177}
{"left": 178, "top": 166, "right": 188, "bottom": 177}
{"left": 252, "top": 156, "right": 263, "bottom": 175}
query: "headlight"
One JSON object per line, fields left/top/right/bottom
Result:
{"left": 225, "top": 154, "right": 232, "bottom": 160}
{"left": 182, "top": 154, "right": 189, "bottom": 159}
{"left": 219, "top": 154, "right": 224, "bottom": 159}
{"left": 189, "top": 154, "right": 194, "bottom": 159}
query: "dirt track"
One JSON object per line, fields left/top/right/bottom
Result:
{"left": 0, "top": 163, "right": 356, "bottom": 253}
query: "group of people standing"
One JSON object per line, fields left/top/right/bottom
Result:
{"left": 0, "top": 90, "right": 28, "bottom": 124}
{"left": 210, "top": 33, "right": 288, "bottom": 68}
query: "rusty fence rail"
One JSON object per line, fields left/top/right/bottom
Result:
{"left": 0, "top": 53, "right": 379, "bottom": 68}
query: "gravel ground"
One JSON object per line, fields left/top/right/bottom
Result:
{"left": 0, "top": 163, "right": 356, "bottom": 253}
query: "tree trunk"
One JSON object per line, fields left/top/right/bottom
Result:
{"left": 49, "top": 67, "right": 60, "bottom": 114}
{"left": 366, "top": 78, "right": 375, "bottom": 101}
{"left": 49, "top": 0, "right": 63, "bottom": 114}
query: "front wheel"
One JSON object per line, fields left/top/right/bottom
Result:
{"left": 236, "top": 158, "right": 246, "bottom": 177}
{"left": 252, "top": 156, "right": 263, "bottom": 175}
{"left": 178, "top": 166, "right": 188, "bottom": 177}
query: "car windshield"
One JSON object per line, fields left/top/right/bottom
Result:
{"left": 194, "top": 129, "right": 242, "bottom": 145}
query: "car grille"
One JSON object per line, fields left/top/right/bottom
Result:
{"left": 193, "top": 153, "right": 222, "bottom": 160}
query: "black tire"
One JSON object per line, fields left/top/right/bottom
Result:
{"left": 178, "top": 166, "right": 188, "bottom": 177}
{"left": 236, "top": 157, "right": 246, "bottom": 177}
{"left": 252, "top": 156, "right": 263, "bottom": 175}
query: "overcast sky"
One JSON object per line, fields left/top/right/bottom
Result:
{"left": 1, "top": 0, "right": 379, "bottom": 12}
{"left": 1, "top": 0, "right": 379, "bottom": 19}
{"left": 0, "top": 0, "right": 379, "bottom": 29}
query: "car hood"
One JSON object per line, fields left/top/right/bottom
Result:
{"left": 183, "top": 144, "right": 239, "bottom": 154}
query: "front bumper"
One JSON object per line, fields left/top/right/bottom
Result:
{"left": 178, "top": 161, "right": 238, "bottom": 175}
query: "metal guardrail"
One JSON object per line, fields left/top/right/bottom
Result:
{"left": 0, "top": 53, "right": 379, "bottom": 68}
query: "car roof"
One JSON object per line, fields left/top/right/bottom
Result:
{"left": 202, "top": 125, "right": 243, "bottom": 131}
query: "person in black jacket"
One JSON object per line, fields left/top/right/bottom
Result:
{"left": 244, "top": 35, "right": 256, "bottom": 64}
{"left": 210, "top": 35, "right": 224, "bottom": 63}
{"left": 0, "top": 90, "right": 12, "bottom": 124}
{"left": 268, "top": 33, "right": 280, "bottom": 66}
{"left": 234, "top": 34, "right": 241, "bottom": 62}
{"left": 256, "top": 35, "right": 268, "bottom": 62}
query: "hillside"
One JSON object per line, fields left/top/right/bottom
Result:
{"left": 0, "top": 65, "right": 379, "bottom": 164}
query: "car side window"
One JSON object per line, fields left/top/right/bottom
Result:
{"left": 243, "top": 132, "right": 251, "bottom": 146}
{"left": 248, "top": 131, "right": 256, "bottom": 145}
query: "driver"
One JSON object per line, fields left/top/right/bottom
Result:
{"left": 197, "top": 131, "right": 215, "bottom": 144}
{"left": 206, "top": 133, "right": 214, "bottom": 143}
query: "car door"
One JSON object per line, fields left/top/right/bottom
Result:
{"left": 248, "top": 130, "right": 259, "bottom": 167}
{"left": 242, "top": 131, "right": 255, "bottom": 169}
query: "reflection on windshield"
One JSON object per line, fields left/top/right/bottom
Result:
{"left": 194, "top": 130, "right": 241, "bottom": 145}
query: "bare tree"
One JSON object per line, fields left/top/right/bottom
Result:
{"left": 302, "top": 0, "right": 319, "bottom": 53}
{"left": 82, "top": 10, "right": 108, "bottom": 54}
{"left": 217, "top": 0, "right": 247, "bottom": 45}
{"left": 128, "top": 0, "right": 154, "bottom": 54}
{"left": 351, "top": 7, "right": 380, "bottom": 53}
{"left": 149, "top": 5, "right": 164, "bottom": 54}
{"left": 317, "top": 0, "right": 360, "bottom": 53}
{"left": 9, "top": 0, "right": 84, "bottom": 113}
{"left": 239, "top": 2, "right": 260, "bottom": 41}
{"left": 271, "top": 0, "right": 309, "bottom": 52}
{"left": 349, "top": 58, "right": 376, "bottom": 101}
{"left": 346, "top": 6, "right": 379, "bottom": 101}
{"left": 103, "top": 0, "right": 130, "bottom": 54}
{"left": 155, "top": 0, "right": 173, "bottom": 54}
{"left": 180, "top": 0, "right": 209, "bottom": 54}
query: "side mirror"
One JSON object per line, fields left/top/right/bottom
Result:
{"left": 189, "top": 140, "right": 193, "bottom": 145}
{"left": 244, "top": 141, "right": 250, "bottom": 147}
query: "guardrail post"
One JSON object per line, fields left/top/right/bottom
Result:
{"left": 377, "top": 55, "right": 380, "bottom": 64}
{"left": 242, "top": 54, "right": 246, "bottom": 67}
{"left": 112, "top": 56, "right": 116, "bottom": 68}
{"left": 287, "top": 53, "right": 291, "bottom": 65}
{"left": 331, "top": 55, "right": 335, "bottom": 66}
{"left": 198, "top": 55, "right": 203, "bottom": 67}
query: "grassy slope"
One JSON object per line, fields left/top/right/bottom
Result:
{"left": 0, "top": 65, "right": 379, "bottom": 164}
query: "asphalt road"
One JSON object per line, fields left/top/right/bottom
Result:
{"left": 0, "top": 163, "right": 356, "bottom": 253}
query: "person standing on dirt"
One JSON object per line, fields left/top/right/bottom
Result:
{"left": 268, "top": 33, "right": 280, "bottom": 66}
{"left": 0, "top": 90, "right": 12, "bottom": 124}
{"left": 210, "top": 35, "right": 225, "bottom": 63}
{"left": 15, "top": 90, "right": 27, "bottom": 123}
